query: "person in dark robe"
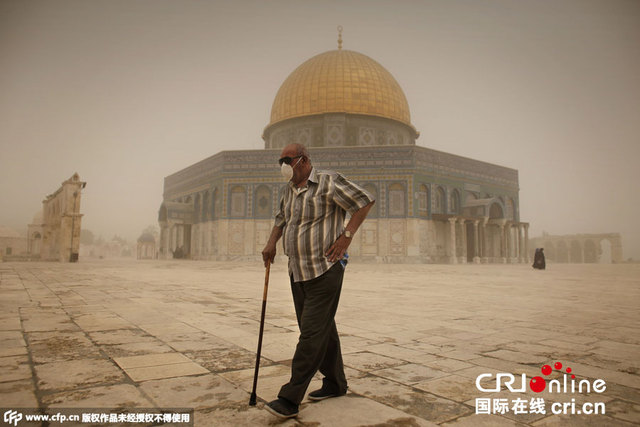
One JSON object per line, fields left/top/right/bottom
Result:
{"left": 533, "top": 248, "right": 546, "bottom": 270}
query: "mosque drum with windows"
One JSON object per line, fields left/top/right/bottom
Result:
{"left": 158, "top": 45, "right": 529, "bottom": 263}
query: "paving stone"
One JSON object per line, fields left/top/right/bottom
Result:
{"left": 43, "top": 383, "right": 155, "bottom": 408}
{"left": 158, "top": 332, "right": 227, "bottom": 352}
{"left": 482, "top": 349, "right": 549, "bottom": 365}
{"left": 0, "top": 330, "right": 25, "bottom": 343}
{"left": 0, "top": 355, "right": 32, "bottom": 382}
{"left": 413, "top": 374, "right": 480, "bottom": 402}
{"left": 218, "top": 364, "right": 291, "bottom": 385}
{"left": 0, "top": 316, "right": 22, "bottom": 331}
{"left": 139, "top": 374, "right": 248, "bottom": 410}
{"left": 114, "top": 352, "right": 194, "bottom": 369}
{"left": 298, "top": 394, "right": 437, "bottom": 426}
{"left": 21, "top": 314, "right": 79, "bottom": 332}
{"left": 422, "top": 356, "right": 474, "bottom": 373}
{"left": 366, "top": 342, "right": 438, "bottom": 365}
{"left": 100, "top": 341, "right": 175, "bottom": 358}
{"left": 185, "top": 348, "right": 272, "bottom": 373}
{"left": 436, "top": 350, "right": 484, "bottom": 361}
{"left": 88, "top": 328, "right": 156, "bottom": 345}
{"left": 605, "top": 399, "right": 640, "bottom": 424}
{"left": 372, "top": 363, "right": 448, "bottom": 384}
{"left": 0, "top": 346, "right": 27, "bottom": 357}
{"left": 36, "top": 359, "right": 125, "bottom": 391}
{"left": 194, "top": 405, "right": 302, "bottom": 427}
{"left": 26, "top": 331, "right": 102, "bottom": 363}
{"left": 73, "top": 314, "right": 134, "bottom": 332}
{"left": 606, "top": 383, "right": 640, "bottom": 405}
{"left": 442, "top": 414, "right": 526, "bottom": 426}
{"left": 124, "top": 362, "right": 210, "bottom": 382}
{"left": 343, "top": 351, "right": 408, "bottom": 372}
{"left": 0, "top": 379, "right": 39, "bottom": 407}
{"left": 139, "top": 322, "right": 203, "bottom": 338}
{"left": 349, "top": 374, "right": 473, "bottom": 424}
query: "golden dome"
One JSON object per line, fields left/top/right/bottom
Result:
{"left": 269, "top": 49, "right": 412, "bottom": 128}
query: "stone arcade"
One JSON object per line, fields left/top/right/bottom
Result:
{"left": 529, "top": 233, "right": 623, "bottom": 264}
{"left": 159, "top": 41, "right": 529, "bottom": 263}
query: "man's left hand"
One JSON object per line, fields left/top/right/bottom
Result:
{"left": 326, "top": 234, "right": 351, "bottom": 262}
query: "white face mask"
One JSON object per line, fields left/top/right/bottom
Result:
{"left": 280, "top": 163, "right": 294, "bottom": 181}
{"left": 280, "top": 157, "right": 302, "bottom": 181}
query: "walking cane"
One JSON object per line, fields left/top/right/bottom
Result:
{"left": 249, "top": 260, "right": 271, "bottom": 406}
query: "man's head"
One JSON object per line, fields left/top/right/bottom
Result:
{"left": 279, "top": 143, "right": 312, "bottom": 186}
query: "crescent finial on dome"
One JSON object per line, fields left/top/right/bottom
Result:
{"left": 337, "top": 25, "right": 343, "bottom": 50}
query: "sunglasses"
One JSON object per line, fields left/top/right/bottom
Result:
{"left": 278, "top": 155, "right": 303, "bottom": 166}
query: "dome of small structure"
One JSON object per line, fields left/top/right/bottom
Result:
{"left": 268, "top": 49, "right": 413, "bottom": 128}
{"left": 137, "top": 232, "right": 155, "bottom": 243}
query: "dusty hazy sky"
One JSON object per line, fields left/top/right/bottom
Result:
{"left": 1, "top": 0, "right": 639, "bottom": 259}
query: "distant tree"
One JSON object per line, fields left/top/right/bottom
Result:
{"left": 80, "top": 229, "right": 95, "bottom": 245}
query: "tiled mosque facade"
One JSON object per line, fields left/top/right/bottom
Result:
{"left": 159, "top": 43, "right": 529, "bottom": 264}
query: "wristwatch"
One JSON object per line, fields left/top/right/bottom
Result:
{"left": 344, "top": 230, "right": 352, "bottom": 239}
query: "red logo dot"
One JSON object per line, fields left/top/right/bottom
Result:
{"left": 571, "top": 374, "right": 576, "bottom": 379}
{"left": 554, "top": 362, "right": 563, "bottom": 370}
{"left": 566, "top": 367, "right": 572, "bottom": 373}
{"left": 541, "top": 365, "right": 552, "bottom": 376}
{"left": 530, "top": 376, "right": 546, "bottom": 393}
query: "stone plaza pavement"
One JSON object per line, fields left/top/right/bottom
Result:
{"left": 0, "top": 259, "right": 639, "bottom": 426}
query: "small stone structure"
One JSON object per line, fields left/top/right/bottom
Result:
{"left": 0, "top": 226, "right": 27, "bottom": 259}
{"left": 137, "top": 232, "right": 156, "bottom": 259}
{"left": 37, "top": 173, "right": 87, "bottom": 262}
{"left": 529, "top": 233, "right": 623, "bottom": 263}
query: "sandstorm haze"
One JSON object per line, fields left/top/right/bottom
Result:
{"left": 1, "top": 0, "right": 639, "bottom": 259}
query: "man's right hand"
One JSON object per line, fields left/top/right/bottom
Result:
{"left": 262, "top": 243, "right": 276, "bottom": 268}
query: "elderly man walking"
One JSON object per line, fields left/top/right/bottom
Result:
{"left": 261, "top": 143, "right": 375, "bottom": 418}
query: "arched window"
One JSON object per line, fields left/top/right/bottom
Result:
{"left": 434, "top": 187, "right": 445, "bottom": 214}
{"left": 489, "top": 202, "right": 504, "bottom": 219}
{"left": 418, "top": 184, "right": 429, "bottom": 217}
{"left": 388, "top": 183, "right": 406, "bottom": 217}
{"left": 230, "top": 186, "right": 246, "bottom": 217}
{"left": 450, "top": 189, "right": 460, "bottom": 214}
{"left": 363, "top": 183, "right": 378, "bottom": 218}
{"left": 254, "top": 185, "right": 272, "bottom": 218}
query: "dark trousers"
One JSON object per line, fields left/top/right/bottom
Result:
{"left": 278, "top": 262, "right": 348, "bottom": 405}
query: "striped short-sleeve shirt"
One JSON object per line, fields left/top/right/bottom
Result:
{"left": 275, "top": 168, "right": 374, "bottom": 282}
